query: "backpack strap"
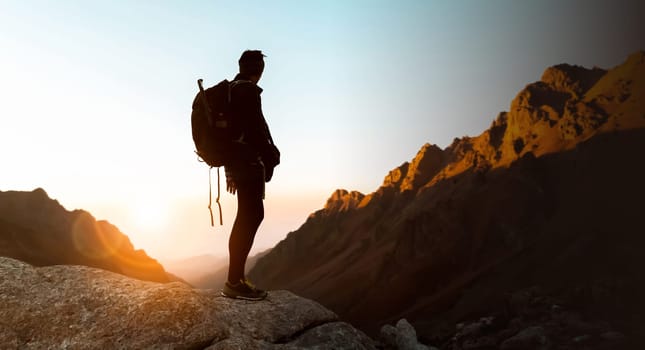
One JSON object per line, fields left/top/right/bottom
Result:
{"left": 207, "top": 166, "right": 224, "bottom": 226}
{"left": 229, "top": 79, "right": 253, "bottom": 99}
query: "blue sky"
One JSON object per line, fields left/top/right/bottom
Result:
{"left": 1, "top": 1, "right": 643, "bottom": 260}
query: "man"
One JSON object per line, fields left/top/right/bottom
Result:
{"left": 220, "top": 50, "right": 280, "bottom": 301}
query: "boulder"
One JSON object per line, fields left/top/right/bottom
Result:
{"left": 380, "top": 319, "right": 436, "bottom": 350}
{"left": 500, "top": 326, "right": 549, "bottom": 350}
{"left": 0, "top": 257, "right": 376, "bottom": 349}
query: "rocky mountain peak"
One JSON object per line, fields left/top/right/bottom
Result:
{"left": 400, "top": 143, "right": 445, "bottom": 192}
{"left": 324, "top": 189, "right": 365, "bottom": 212}
{"left": 326, "top": 51, "right": 642, "bottom": 212}
{"left": 408, "top": 52, "right": 642, "bottom": 187}
{"left": 382, "top": 162, "right": 409, "bottom": 188}
{"left": 626, "top": 50, "right": 645, "bottom": 65}
{"left": 0, "top": 188, "right": 66, "bottom": 224}
{"left": 540, "top": 63, "right": 606, "bottom": 99}
{"left": 510, "top": 66, "right": 605, "bottom": 118}
{"left": 379, "top": 143, "right": 445, "bottom": 194}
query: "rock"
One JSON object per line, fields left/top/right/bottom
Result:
{"left": 0, "top": 257, "right": 376, "bottom": 349}
{"left": 324, "top": 189, "right": 366, "bottom": 213}
{"left": 0, "top": 324, "right": 18, "bottom": 349}
{"left": 462, "top": 336, "right": 497, "bottom": 350}
{"left": 552, "top": 310, "right": 598, "bottom": 334}
{"left": 206, "top": 322, "right": 378, "bottom": 350}
{"left": 454, "top": 316, "right": 498, "bottom": 341}
{"left": 400, "top": 143, "right": 444, "bottom": 192}
{"left": 381, "top": 323, "right": 399, "bottom": 348}
{"left": 500, "top": 326, "right": 549, "bottom": 350}
{"left": 457, "top": 321, "right": 484, "bottom": 338}
{"left": 540, "top": 64, "right": 606, "bottom": 99}
{"left": 380, "top": 319, "right": 432, "bottom": 350}
{"left": 572, "top": 334, "right": 592, "bottom": 344}
{"left": 450, "top": 316, "right": 505, "bottom": 350}
{"left": 600, "top": 331, "right": 626, "bottom": 342}
{"left": 280, "top": 322, "right": 377, "bottom": 350}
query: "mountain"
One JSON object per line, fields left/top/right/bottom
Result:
{"left": 192, "top": 249, "right": 271, "bottom": 289}
{"left": 248, "top": 51, "right": 645, "bottom": 346}
{"left": 0, "top": 256, "right": 378, "bottom": 349}
{"left": 161, "top": 254, "right": 228, "bottom": 285}
{"left": 0, "top": 188, "right": 171, "bottom": 283}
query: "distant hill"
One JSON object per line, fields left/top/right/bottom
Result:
{"left": 249, "top": 51, "right": 645, "bottom": 345}
{"left": 0, "top": 188, "right": 171, "bottom": 283}
{"left": 161, "top": 254, "right": 228, "bottom": 285}
{"left": 191, "top": 249, "right": 271, "bottom": 289}
{"left": 159, "top": 251, "right": 272, "bottom": 289}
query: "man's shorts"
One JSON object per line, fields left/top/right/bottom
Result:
{"left": 225, "top": 161, "right": 266, "bottom": 199}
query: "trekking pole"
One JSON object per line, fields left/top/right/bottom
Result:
{"left": 197, "top": 79, "right": 212, "bottom": 124}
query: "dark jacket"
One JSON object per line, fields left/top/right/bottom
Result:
{"left": 229, "top": 73, "right": 280, "bottom": 175}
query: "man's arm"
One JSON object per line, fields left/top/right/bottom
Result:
{"left": 233, "top": 84, "right": 279, "bottom": 167}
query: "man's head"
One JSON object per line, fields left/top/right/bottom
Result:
{"left": 239, "top": 50, "right": 265, "bottom": 83}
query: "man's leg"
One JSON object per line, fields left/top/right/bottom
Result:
{"left": 227, "top": 176, "right": 264, "bottom": 284}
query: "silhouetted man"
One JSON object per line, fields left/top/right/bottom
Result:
{"left": 220, "top": 50, "right": 280, "bottom": 301}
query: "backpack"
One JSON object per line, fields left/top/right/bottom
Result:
{"left": 191, "top": 78, "right": 236, "bottom": 226}
{"left": 191, "top": 79, "right": 235, "bottom": 168}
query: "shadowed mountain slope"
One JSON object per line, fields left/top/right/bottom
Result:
{"left": 0, "top": 188, "right": 171, "bottom": 283}
{"left": 248, "top": 52, "right": 645, "bottom": 346}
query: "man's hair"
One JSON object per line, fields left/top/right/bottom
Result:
{"left": 239, "top": 50, "right": 266, "bottom": 76}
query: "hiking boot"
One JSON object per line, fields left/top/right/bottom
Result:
{"left": 221, "top": 278, "right": 268, "bottom": 301}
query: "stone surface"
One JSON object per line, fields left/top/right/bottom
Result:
{"left": 500, "top": 326, "right": 549, "bottom": 350}
{"left": 440, "top": 285, "right": 640, "bottom": 350}
{"left": 380, "top": 319, "right": 432, "bottom": 350}
{"left": 281, "top": 321, "right": 377, "bottom": 350}
{"left": 0, "top": 257, "right": 376, "bottom": 349}
{"left": 324, "top": 189, "right": 366, "bottom": 213}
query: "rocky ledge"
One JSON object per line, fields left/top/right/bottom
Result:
{"left": 0, "top": 257, "right": 376, "bottom": 349}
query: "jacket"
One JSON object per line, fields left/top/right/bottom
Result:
{"left": 229, "top": 73, "right": 280, "bottom": 171}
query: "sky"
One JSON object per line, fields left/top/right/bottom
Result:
{"left": 1, "top": 0, "right": 643, "bottom": 261}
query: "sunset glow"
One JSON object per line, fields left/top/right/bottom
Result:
{"left": 129, "top": 196, "right": 170, "bottom": 233}
{"left": 1, "top": 1, "right": 643, "bottom": 260}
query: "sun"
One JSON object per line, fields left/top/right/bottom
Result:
{"left": 130, "top": 199, "right": 168, "bottom": 232}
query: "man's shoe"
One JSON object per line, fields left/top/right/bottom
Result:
{"left": 221, "top": 278, "right": 268, "bottom": 301}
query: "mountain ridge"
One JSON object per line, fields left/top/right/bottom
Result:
{"left": 248, "top": 51, "right": 645, "bottom": 346}
{"left": 309, "top": 50, "right": 644, "bottom": 214}
{"left": 0, "top": 188, "right": 171, "bottom": 283}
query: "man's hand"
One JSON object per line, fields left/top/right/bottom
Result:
{"left": 226, "top": 177, "right": 237, "bottom": 194}
{"left": 262, "top": 144, "right": 281, "bottom": 169}
{"left": 265, "top": 165, "right": 274, "bottom": 182}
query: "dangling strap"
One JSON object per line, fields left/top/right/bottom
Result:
{"left": 216, "top": 167, "right": 223, "bottom": 225}
{"left": 208, "top": 167, "right": 224, "bottom": 226}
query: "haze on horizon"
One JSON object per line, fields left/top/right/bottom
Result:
{"left": 1, "top": 0, "right": 643, "bottom": 261}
